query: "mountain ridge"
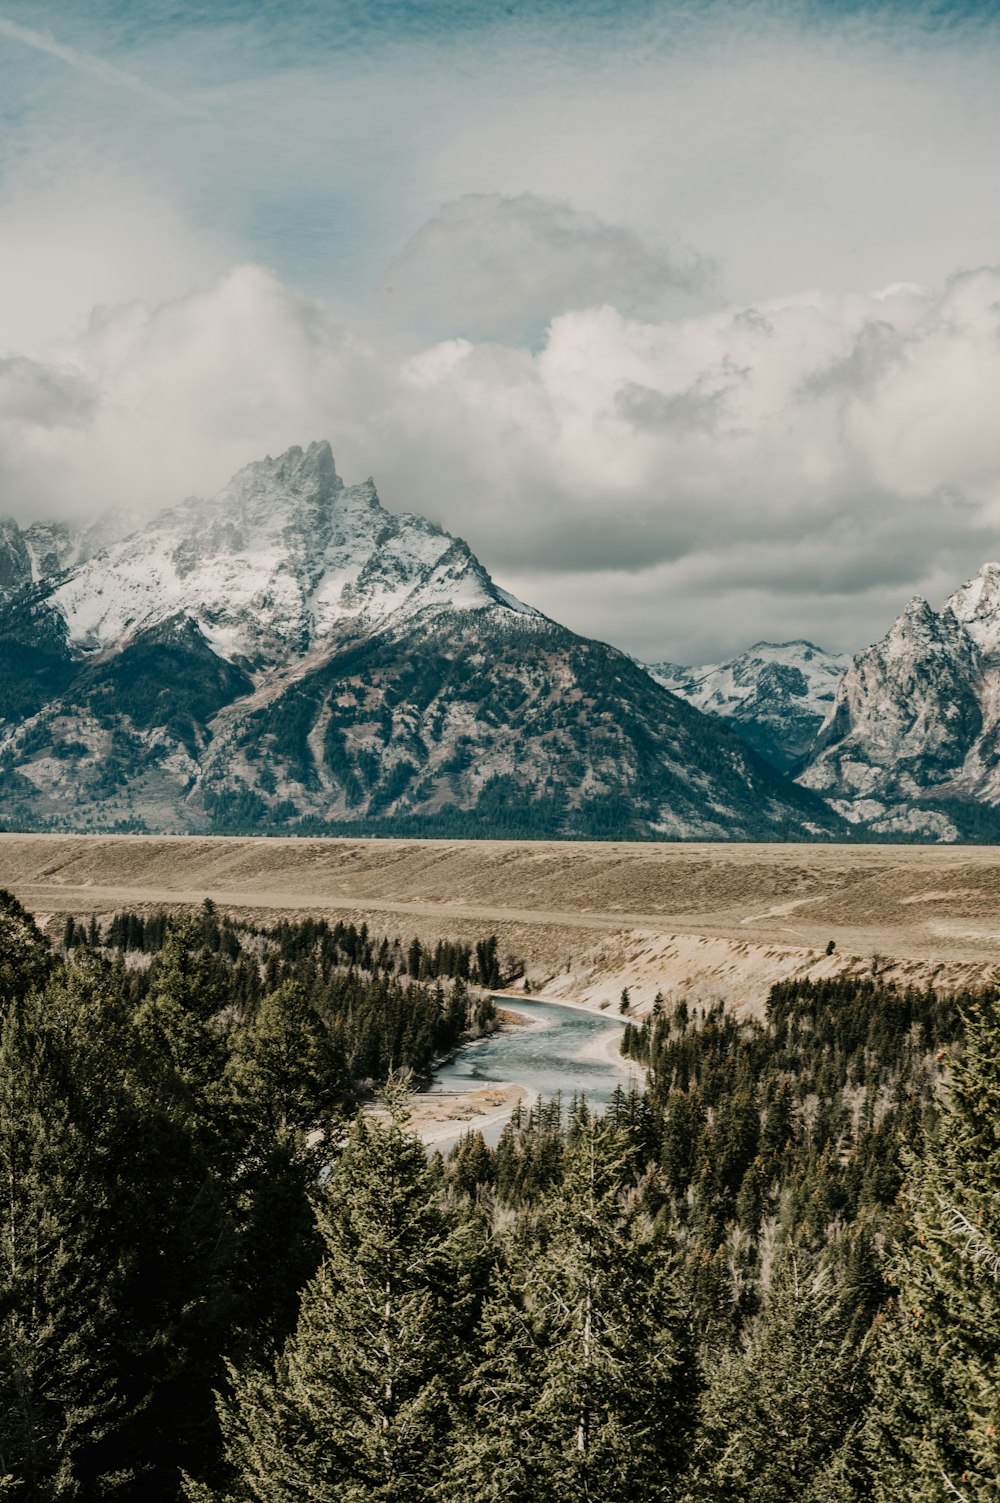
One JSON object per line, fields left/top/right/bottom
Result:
{"left": 0, "top": 442, "right": 841, "bottom": 842}
{"left": 646, "top": 639, "right": 850, "bottom": 773}
{"left": 798, "top": 564, "right": 1000, "bottom": 838}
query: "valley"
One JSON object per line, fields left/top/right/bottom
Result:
{"left": 4, "top": 832, "right": 998, "bottom": 1015}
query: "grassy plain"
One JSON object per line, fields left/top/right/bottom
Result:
{"left": 2, "top": 833, "right": 998, "bottom": 1013}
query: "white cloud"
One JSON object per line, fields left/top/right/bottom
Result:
{"left": 377, "top": 193, "right": 712, "bottom": 340}
{"left": 3, "top": 256, "right": 1000, "bottom": 661}
{"left": 0, "top": 166, "right": 231, "bottom": 353}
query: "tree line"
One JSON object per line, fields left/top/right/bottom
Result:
{"left": 0, "top": 889, "right": 997, "bottom": 1499}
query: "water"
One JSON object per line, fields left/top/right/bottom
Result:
{"left": 428, "top": 996, "right": 643, "bottom": 1149}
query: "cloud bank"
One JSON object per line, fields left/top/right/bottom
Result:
{"left": 3, "top": 250, "right": 1000, "bottom": 662}
{"left": 6, "top": 2, "right": 1000, "bottom": 661}
{"left": 378, "top": 194, "right": 713, "bottom": 341}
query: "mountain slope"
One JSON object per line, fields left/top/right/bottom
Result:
{"left": 0, "top": 442, "right": 841, "bottom": 841}
{"left": 647, "top": 641, "right": 849, "bottom": 772}
{"left": 799, "top": 566, "right": 1000, "bottom": 839}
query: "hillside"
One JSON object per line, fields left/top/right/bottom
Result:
{"left": 3, "top": 833, "right": 997, "bottom": 1013}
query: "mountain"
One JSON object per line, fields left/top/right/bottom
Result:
{"left": 647, "top": 641, "right": 849, "bottom": 772}
{"left": 799, "top": 564, "right": 1000, "bottom": 839}
{"left": 0, "top": 515, "right": 115, "bottom": 592}
{"left": 0, "top": 441, "right": 842, "bottom": 841}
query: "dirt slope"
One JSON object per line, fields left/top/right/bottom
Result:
{"left": 2, "top": 834, "right": 997, "bottom": 1014}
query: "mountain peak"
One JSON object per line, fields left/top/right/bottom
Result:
{"left": 222, "top": 438, "right": 345, "bottom": 515}
{"left": 38, "top": 443, "right": 530, "bottom": 663}
{"left": 644, "top": 638, "right": 849, "bottom": 773}
{"left": 945, "top": 561, "right": 1000, "bottom": 660}
{"left": 885, "top": 596, "right": 947, "bottom": 648}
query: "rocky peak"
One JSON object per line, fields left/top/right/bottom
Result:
{"left": 0, "top": 518, "right": 30, "bottom": 592}
{"left": 221, "top": 439, "right": 343, "bottom": 512}
{"left": 880, "top": 596, "right": 975, "bottom": 664}
{"left": 945, "top": 562, "right": 1000, "bottom": 661}
{"left": 39, "top": 442, "right": 531, "bottom": 665}
{"left": 646, "top": 639, "right": 849, "bottom": 772}
{"left": 203, "top": 440, "right": 351, "bottom": 557}
{"left": 800, "top": 587, "right": 987, "bottom": 836}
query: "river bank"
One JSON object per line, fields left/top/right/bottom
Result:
{"left": 412, "top": 994, "right": 640, "bottom": 1150}
{"left": 405, "top": 1082, "right": 531, "bottom": 1145}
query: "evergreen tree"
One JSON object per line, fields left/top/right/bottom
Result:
{"left": 199, "top": 1097, "right": 466, "bottom": 1502}
{"left": 0, "top": 981, "right": 127, "bottom": 1499}
{"left": 225, "top": 981, "right": 347, "bottom": 1358}
{"left": 696, "top": 1254, "right": 871, "bottom": 1503}
{"left": 0, "top": 890, "right": 52, "bottom": 1012}
{"left": 457, "top": 1118, "right": 696, "bottom": 1502}
{"left": 226, "top": 980, "right": 346, "bottom": 1139}
{"left": 866, "top": 992, "right": 1000, "bottom": 1501}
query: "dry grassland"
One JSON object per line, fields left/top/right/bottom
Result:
{"left": 2, "top": 833, "right": 999, "bottom": 1016}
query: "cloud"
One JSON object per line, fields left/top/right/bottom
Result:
{"left": 12, "top": 1, "right": 1000, "bottom": 311}
{"left": 10, "top": 4, "right": 1000, "bottom": 665}
{"left": 615, "top": 375, "right": 735, "bottom": 434}
{"left": 4, "top": 257, "right": 1000, "bottom": 661}
{"left": 0, "top": 168, "right": 232, "bottom": 354}
{"left": 0, "top": 357, "right": 95, "bottom": 429}
{"left": 377, "top": 193, "right": 712, "bottom": 340}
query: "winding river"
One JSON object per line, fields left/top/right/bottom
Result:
{"left": 428, "top": 996, "right": 643, "bottom": 1148}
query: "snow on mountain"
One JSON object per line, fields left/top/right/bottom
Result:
{"left": 647, "top": 641, "right": 849, "bottom": 772}
{"left": 22, "top": 519, "right": 115, "bottom": 583}
{"left": 47, "top": 440, "right": 535, "bottom": 664}
{"left": 0, "top": 513, "right": 134, "bottom": 594}
{"left": 945, "top": 560, "right": 1000, "bottom": 660}
{"left": 0, "top": 441, "right": 842, "bottom": 842}
{"left": 799, "top": 566, "right": 1000, "bottom": 839}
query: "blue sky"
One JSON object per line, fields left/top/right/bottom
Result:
{"left": 4, "top": 0, "right": 1000, "bottom": 659}
{"left": 6, "top": 0, "right": 1000, "bottom": 303}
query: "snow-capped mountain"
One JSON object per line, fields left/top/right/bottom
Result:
{"left": 0, "top": 442, "right": 841, "bottom": 841}
{"left": 647, "top": 642, "right": 849, "bottom": 772}
{"left": 46, "top": 442, "right": 535, "bottom": 663}
{"left": 799, "top": 565, "right": 1000, "bottom": 839}
{"left": 0, "top": 515, "right": 118, "bottom": 593}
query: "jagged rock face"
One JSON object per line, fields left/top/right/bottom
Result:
{"left": 22, "top": 521, "right": 92, "bottom": 583}
{"left": 799, "top": 571, "right": 1000, "bottom": 839}
{"left": 648, "top": 641, "right": 849, "bottom": 772}
{"left": 46, "top": 441, "right": 528, "bottom": 665}
{"left": 0, "top": 443, "right": 841, "bottom": 840}
{"left": 947, "top": 561, "right": 1000, "bottom": 659}
{"left": 0, "top": 518, "right": 31, "bottom": 591}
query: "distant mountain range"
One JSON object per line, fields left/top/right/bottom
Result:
{"left": 798, "top": 566, "right": 1000, "bottom": 840}
{"left": 0, "top": 442, "right": 839, "bottom": 841}
{"left": 655, "top": 566, "right": 1000, "bottom": 841}
{"left": 647, "top": 642, "right": 850, "bottom": 774}
{"left": 6, "top": 440, "right": 1000, "bottom": 843}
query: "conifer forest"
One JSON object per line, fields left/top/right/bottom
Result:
{"left": 0, "top": 888, "right": 998, "bottom": 1502}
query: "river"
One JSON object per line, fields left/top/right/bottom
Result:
{"left": 427, "top": 996, "right": 644, "bottom": 1149}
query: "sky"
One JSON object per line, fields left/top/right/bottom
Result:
{"left": 4, "top": 1, "right": 1000, "bottom": 661}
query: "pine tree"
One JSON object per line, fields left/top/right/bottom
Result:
{"left": 696, "top": 1254, "right": 871, "bottom": 1503}
{"left": 0, "top": 970, "right": 131, "bottom": 1498}
{"left": 224, "top": 982, "right": 347, "bottom": 1358}
{"left": 865, "top": 991, "right": 1000, "bottom": 1502}
{"left": 199, "top": 1097, "right": 466, "bottom": 1502}
{"left": 226, "top": 980, "right": 346, "bottom": 1139}
{"left": 0, "top": 890, "right": 52, "bottom": 1012}
{"left": 456, "top": 1118, "right": 696, "bottom": 1502}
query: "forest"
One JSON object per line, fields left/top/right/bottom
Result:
{"left": 0, "top": 889, "right": 997, "bottom": 1501}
